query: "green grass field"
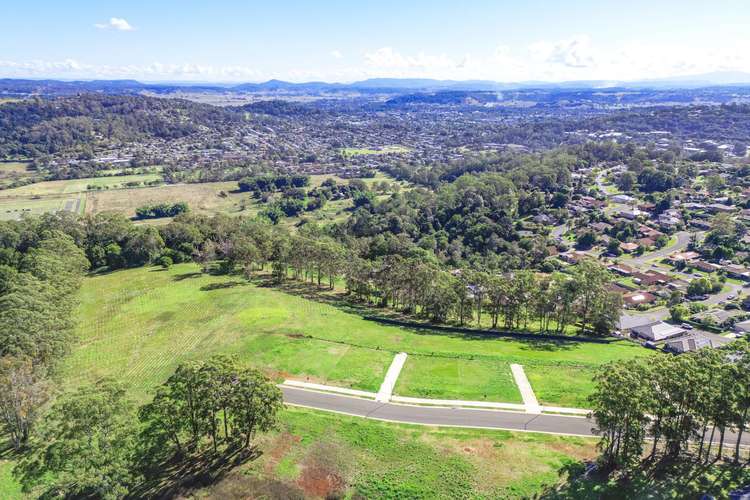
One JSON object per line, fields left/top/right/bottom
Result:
{"left": 62, "top": 263, "right": 651, "bottom": 406}
{"left": 525, "top": 365, "right": 598, "bottom": 408}
{"left": 0, "top": 194, "right": 85, "bottom": 221}
{"left": 395, "top": 356, "right": 522, "bottom": 402}
{"left": 4, "top": 263, "right": 638, "bottom": 498}
{"left": 0, "top": 173, "right": 162, "bottom": 196}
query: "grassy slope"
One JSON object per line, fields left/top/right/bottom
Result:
{"left": 63, "top": 263, "right": 650, "bottom": 406}
{"left": 195, "top": 406, "right": 596, "bottom": 499}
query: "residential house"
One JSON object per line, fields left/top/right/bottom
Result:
{"left": 668, "top": 251, "right": 700, "bottom": 264}
{"left": 664, "top": 333, "right": 713, "bottom": 353}
{"left": 631, "top": 321, "right": 685, "bottom": 341}
{"left": 689, "top": 260, "right": 721, "bottom": 273}
{"left": 611, "top": 194, "right": 635, "bottom": 204}
{"left": 707, "top": 203, "right": 737, "bottom": 214}
{"left": 632, "top": 271, "right": 671, "bottom": 286}
{"left": 623, "top": 291, "right": 657, "bottom": 308}
{"left": 608, "top": 263, "right": 635, "bottom": 276}
{"left": 724, "top": 263, "right": 750, "bottom": 281}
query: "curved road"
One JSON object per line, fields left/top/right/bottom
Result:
{"left": 282, "top": 387, "right": 750, "bottom": 446}
{"left": 629, "top": 230, "right": 692, "bottom": 265}
{"left": 283, "top": 386, "right": 595, "bottom": 436}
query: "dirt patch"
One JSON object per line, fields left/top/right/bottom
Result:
{"left": 296, "top": 441, "right": 352, "bottom": 498}
{"left": 264, "top": 432, "right": 301, "bottom": 475}
{"left": 285, "top": 333, "right": 307, "bottom": 339}
{"left": 194, "top": 470, "right": 305, "bottom": 500}
{"left": 297, "top": 465, "right": 347, "bottom": 498}
{"left": 545, "top": 439, "right": 597, "bottom": 460}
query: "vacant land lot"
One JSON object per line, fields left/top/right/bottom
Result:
{"left": 63, "top": 263, "right": 650, "bottom": 406}
{"left": 525, "top": 365, "right": 598, "bottom": 408}
{"left": 0, "top": 161, "right": 35, "bottom": 189}
{"left": 395, "top": 356, "right": 522, "bottom": 402}
{"left": 1, "top": 173, "right": 161, "bottom": 196}
{"left": 84, "top": 181, "right": 252, "bottom": 218}
{"left": 197, "top": 406, "right": 596, "bottom": 499}
{"left": 0, "top": 406, "right": 596, "bottom": 499}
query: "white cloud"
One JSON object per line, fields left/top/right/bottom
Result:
{"left": 530, "top": 35, "right": 596, "bottom": 69}
{"left": 364, "top": 47, "right": 455, "bottom": 71}
{"left": 0, "top": 58, "right": 263, "bottom": 81}
{"left": 330, "top": 50, "right": 343, "bottom": 59}
{"left": 2, "top": 36, "right": 750, "bottom": 83}
{"left": 95, "top": 17, "right": 135, "bottom": 31}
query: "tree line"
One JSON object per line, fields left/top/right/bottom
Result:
{"left": 590, "top": 343, "right": 750, "bottom": 471}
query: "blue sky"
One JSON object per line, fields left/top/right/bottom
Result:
{"left": 1, "top": 0, "right": 749, "bottom": 82}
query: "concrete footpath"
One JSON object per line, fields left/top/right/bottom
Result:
{"left": 376, "top": 352, "right": 408, "bottom": 402}
{"left": 510, "top": 364, "right": 542, "bottom": 414}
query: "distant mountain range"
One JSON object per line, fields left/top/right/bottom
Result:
{"left": 2, "top": 71, "right": 750, "bottom": 96}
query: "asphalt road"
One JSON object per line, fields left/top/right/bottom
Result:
{"left": 629, "top": 230, "right": 691, "bottom": 265}
{"left": 282, "top": 387, "right": 750, "bottom": 446}
{"left": 282, "top": 386, "right": 596, "bottom": 436}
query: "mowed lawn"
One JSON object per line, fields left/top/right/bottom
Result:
{"left": 525, "top": 365, "right": 598, "bottom": 408}
{"left": 63, "top": 263, "right": 652, "bottom": 405}
{"left": 395, "top": 356, "right": 522, "bottom": 402}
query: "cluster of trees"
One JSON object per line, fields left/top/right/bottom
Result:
{"left": 687, "top": 275, "right": 724, "bottom": 297}
{"left": 345, "top": 256, "right": 621, "bottom": 334}
{"left": 0, "top": 224, "right": 89, "bottom": 365}
{"left": 0, "top": 220, "right": 88, "bottom": 451}
{"left": 237, "top": 174, "right": 310, "bottom": 193}
{"left": 180, "top": 215, "right": 621, "bottom": 335}
{"left": 591, "top": 343, "right": 750, "bottom": 471}
{"left": 135, "top": 201, "right": 189, "bottom": 219}
{"left": 14, "top": 356, "right": 281, "bottom": 499}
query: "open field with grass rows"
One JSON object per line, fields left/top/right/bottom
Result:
{"left": 63, "top": 263, "right": 651, "bottom": 407}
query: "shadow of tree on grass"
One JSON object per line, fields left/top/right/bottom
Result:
{"left": 128, "top": 445, "right": 262, "bottom": 500}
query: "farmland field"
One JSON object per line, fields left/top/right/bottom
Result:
{"left": 0, "top": 161, "right": 35, "bottom": 189}
{"left": 0, "top": 193, "right": 85, "bottom": 220}
{"left": 63, "top": 263, "right": 651, "bottom": 405}
{"left": 0, "top": 173, "right": 162, "bottom": 196}
{"left": 84, "top": 181, "right": 253, "bottom": 218}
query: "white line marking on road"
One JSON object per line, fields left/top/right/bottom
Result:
{"left": 376, "top": 352, "right": 408, "bottom": 402}
{"left": 510, "top": 364, "right": 542, "bottom": 414}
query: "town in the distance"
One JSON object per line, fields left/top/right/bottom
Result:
{"left": 1, "top": 2, "right": 750, "bottom": 499}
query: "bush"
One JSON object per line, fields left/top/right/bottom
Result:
{"left": 157, "top": 256, "right": 173, "bottom": 269}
